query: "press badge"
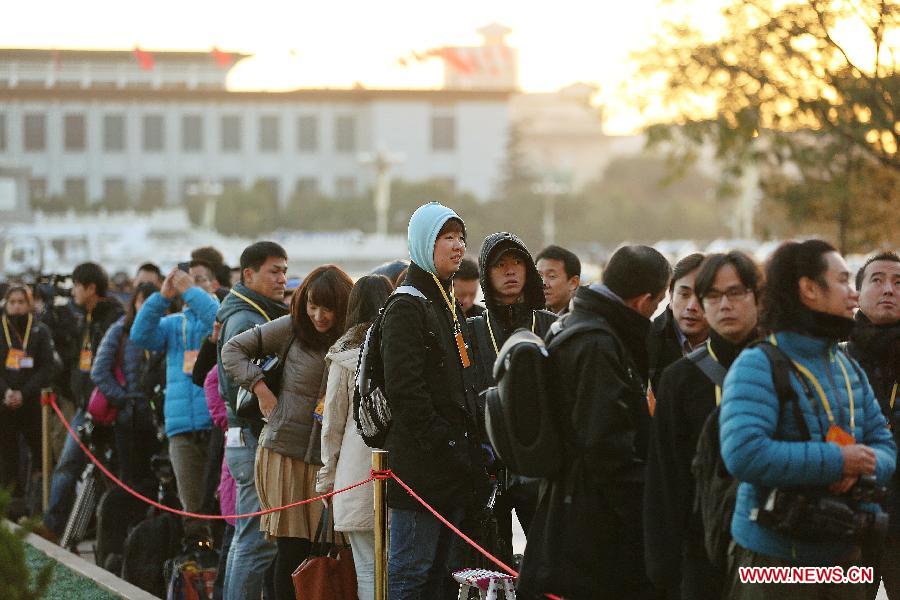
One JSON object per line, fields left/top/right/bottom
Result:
{"left": 826, "top": 424, "right": 855, "bottom": 446}
{"left": 183, "top": 350, "right": 199, "bottom": 375}
{"left": 5, "top": 349, "right": 25, "bottom": 370}
{"left": 79, "top": 350, "right": 93, "bottom": 373}
{"left": 313, "top": 397, "right": 325, "bottom": 423}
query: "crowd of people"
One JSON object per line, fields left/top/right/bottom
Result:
{"left": 0, "top": 200, "right": 897, "bottom": 600}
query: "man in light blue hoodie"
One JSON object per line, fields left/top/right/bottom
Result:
{"left": 381, "top": 203, "right": 487, "bottom": 599}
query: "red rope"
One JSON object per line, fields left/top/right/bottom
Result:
{"left": 388, "top": 471, "right": 563, "bottom": 600}
{"left": 48, "top": 397, "right": 374, "bottom": 520}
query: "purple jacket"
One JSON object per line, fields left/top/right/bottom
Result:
{"left": 204, "top": 367, "right": 236, "bottom": 524}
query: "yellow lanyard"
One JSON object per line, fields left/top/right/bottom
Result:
{"left": 430, "top": 273, "right": 458, "bottom": 326}
{"left": 485, "top": 310, "right": 536, "bottom": 354}
{"left": 769, "top": 334, "right": 855, "bottom": 432}
{"left": 229, "top": 289, "right": 271, "bottom": 322}
{"left": 2, "top": 314, "right": 32, "bottom": 350}
{"left": 181, "top": 315, "right": 193, "bottom": 351}
{"left": 82, "top": 311, "right": 93, "bottom": 350}
{"left": 706, "top": 339, "right": 722, "bottom": 406}
{"left": 890, "top": 382, "right": 898, "bottom": 411}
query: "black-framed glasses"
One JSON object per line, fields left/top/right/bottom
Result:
{"left": 703, "top": 286, "right": 752, "bottom": 304}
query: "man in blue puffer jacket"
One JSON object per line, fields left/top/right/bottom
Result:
{"left": 720, "top": 239, "right": 896, "bottom": 599}
{"left": 131, "top": 261, "right": 219, "bottom": 542}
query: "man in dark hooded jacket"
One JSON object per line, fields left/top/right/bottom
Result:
{"left": 517, "top": 245, "right": 670, "bottom": 600}
{"left": 467, "top": 232, "right": 557, "bottom": 554}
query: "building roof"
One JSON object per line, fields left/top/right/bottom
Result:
{"left": 0, "top": 48, "right": 252, "bottom": 62}
{"left": 0, "top": 85, "right": 514, "bottom": 102}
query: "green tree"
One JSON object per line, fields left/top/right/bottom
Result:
{"left": 636, "top": 0, "right": 899, "bottom": 251}
{"left": 0, "top": 490, "right": 54, "bottom": 600}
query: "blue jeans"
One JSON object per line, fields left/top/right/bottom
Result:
{"left": 388, "top": 506, "right": 466, "bottom": 600}
{"left": 44, "top": 408, "right": 88, "bottom": 536}
{"left": 223, "top": 428, "right": 275, "bottom": 600}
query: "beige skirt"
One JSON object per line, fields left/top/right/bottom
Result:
{"left": 255, "top": 445, "right": 326, "bottom": 539}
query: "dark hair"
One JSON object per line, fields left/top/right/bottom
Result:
{"left": 438, "top": 217, "right": 466, "bottom": 241}
{"left": 239, "top": 241, "right": 287, "bottom": 283}
{"left": 4, "top": 284, "right": 33, "bottom": 308}
{"left": 343, "top": 275, "right": 394, "bottom": 347}
{"left": 125, "top": 282, "right": 160, "bottom": 335}
{"left": 189, "top": 259, "right": 215, "bottom": 280}
{"left": 214, "top": 263, "right": 232, "bottom": 288}
{"left": 137, "top": 262, "right": 162, "bottom": 279}
{"left": 669, "top": 253, "right": 706, "bottom": 292}
{"left": 602, "top": 245, "right": 672, "bottom": 300}
{"left": 761, "top": 239, "right": 836, "bottom": 332}
{"left": 455, "top": 257, "right": 479, "bottom": 281}
{"left": 535, "top": 245, "right": 582, "bottom": 279}
{"left": 694, "top": 251, "right": 762, "bottom": 302}
{"left": 856, "top": 251, "right": 900, "bottom": 291}
{"left": 370, "top": 259, "right": 410, "bottom": 287}
{"left": 291, "top": 265, "right": 354, "bottom": 351}
{"left": 191, "top": 246, "right": 224, "bottom": 267}
{"left": 72, "top": 262, "right": 109, "bottom": 297}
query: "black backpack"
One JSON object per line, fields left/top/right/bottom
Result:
{"left": 691, "top": 341, "right": 807, "bottom": 569}
{"left": 353, "top": 285, "right": 428, "bottom": 448}
{"left": 483, "top": 316, "right": 616, "bottom": 479}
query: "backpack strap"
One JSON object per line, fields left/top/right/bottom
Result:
{"left": 393, "top": 285, "right": 427, "bottom": 300}
{"left": 687, "top": 344, "right": 727, "bottom": 387}
{"left": 751, "top": 341, "right": 813, "bottom": 442}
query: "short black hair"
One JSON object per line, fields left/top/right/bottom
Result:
{"left": 856, "top": 251, "right": 900, "bottom": 291}
{"left": 214, "top": 263, "right": 232, "bottom": 288}
{"left": 239, "top": 241, "right": 287, "bottom": 283}
{"left": 761, "top": 239, "right": 836, "bottom": 332}
{"left": 455, "top": 257, "right": 479, "bottom": 281}
{"left": 137, "top": 262, "right": 162, "bottom": 279}
{"left": 535, "top": 245, "right": 581, "bottom": 279}
{"left": 72, "top": 262, "right": 109, "bottom": 297}
{"left": 189, "top": 259, "right": 215, "bottom": 280}
{"left": 602, "top": 245, "right": 672, "bottom": 300}
{"left": 694, "top": 251, "right": 762, "bottom": 302}
{"left": 191, "top": 246, "right": 224, "bottom": 267}
{"left": 669, "top": 253, "right": 705, "bottom": 292}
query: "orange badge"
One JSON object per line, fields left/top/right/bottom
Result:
{"left": 5, "top": 348, "right": 25, "bottom": 371}
{"left": 183, "top": 350, "right": 199, "bottom": 375}
{"left": 825, "top": 424, "right": 855, "bottom": 447}
{"left": 79, "top": 349, "right": 93, "bottom": 373}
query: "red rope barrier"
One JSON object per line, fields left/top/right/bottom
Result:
{"left": 49, "top": 397, "right": 374, "bottom": 520}
{"left": 388, "top": 471, "right": 563, "bottom": 600}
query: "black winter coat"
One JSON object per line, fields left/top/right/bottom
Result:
{"left": 642, "top": 330, "right": 749, "bottom": 598}
{"left": 517, "top": 285, "right": 654, "bottom": 599}
{"left": 70, "top": 298, "right": 124, "bottom": 409}
{"left": 381, "top": 262, "right": 487, "bottom": 513}
{"left": 0, "top": 315, "right": 55, "bottom": 404}
{"left": 647, "top": 308, "right": 686, "bottom": 394}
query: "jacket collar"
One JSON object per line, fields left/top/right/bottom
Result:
{"left": 708, "top": 328, "right": 755, "bottom": 369}
{"left": 404, "top": 261, "right": 452, "bottom": 305}
{"left": 771, "top": 330, "right": 834, "bottom": 360}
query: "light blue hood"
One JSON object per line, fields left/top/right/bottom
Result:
{"left": 406, "top": 202, "right": 464, "bottom": 276}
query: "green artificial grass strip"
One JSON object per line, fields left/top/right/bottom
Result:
{"left": 24, "top": 544, "right": 119, "bottom": 600}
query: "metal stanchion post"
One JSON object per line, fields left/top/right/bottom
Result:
{"left": 41, "top": 389, "right": 52, "bottom": 511}
{"left": 373, "top": 449, "right": 389, "bottom": 600}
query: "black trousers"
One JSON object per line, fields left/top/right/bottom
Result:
{"left": 0, "top": 398, "right": 41, "bottom": 495}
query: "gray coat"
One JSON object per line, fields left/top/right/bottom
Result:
{"left": 221, "top": 314, "right": 327, "bottom": 463}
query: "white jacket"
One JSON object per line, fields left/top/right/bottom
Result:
{"left": 316, "top": 344, "right": 374, "bottom": 531}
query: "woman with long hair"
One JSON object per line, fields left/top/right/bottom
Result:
{"left": 0, "top": 284, "right": 54, "bottom": 501}
{"left": 222, "top": 264, "right": 353, "bottom": 600}
{"left": 316, "top": 274, "right": 394, "bottom": 600}
{"left": 91, "top": 281, "right": 162, "bottom": 485}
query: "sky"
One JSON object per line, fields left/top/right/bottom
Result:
{"left": 1, "top": 0, "right": 733, "bottom": 134}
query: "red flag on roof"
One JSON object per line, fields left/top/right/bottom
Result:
{"left": 211, "top": 46, "right": 233, "bottom": 68}
{"left": 133, "top": 46, "right": 154, "bottom": 71}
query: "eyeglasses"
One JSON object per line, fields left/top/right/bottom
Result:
{"left": 702, "top": 287, "right": 752, "bottom": 304}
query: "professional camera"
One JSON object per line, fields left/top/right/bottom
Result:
{"left": 751, "top": 475, "right": 889, "bottom": 546}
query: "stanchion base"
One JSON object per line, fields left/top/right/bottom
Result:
{"left": 453, "top": 568, "right": 516, "bottom": 600}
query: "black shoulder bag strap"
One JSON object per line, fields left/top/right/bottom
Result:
{"left": 687, "top": 345, "right": 728, "bottom": 388}
{"left": 753, "top": 341, "right": 813, "bottom": 442}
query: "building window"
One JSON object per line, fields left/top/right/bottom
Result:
{"left": 139, "top": 178, "right": 166, "bottom": 209}
{"left": 103, "top": 178, "right": 128, "bottom": 206}
{"left": 334, "top": 176, "right": 357, "bottom": 199}
{"left": 29, "top": 178, "right": 46, "bottom": 202}
{"left": 0, "top": 115, "right": 6, "bottom": 151}
{"left": 259, "top": 115, "right": 280, "bottom": 152}
{"left": 64, "top": 114, "right": 86, "bottom": 151}
{"left": 294, "top": 177, "right": 318, "bottom": 197}
{"left": 222, "top": 178, "right": 242, "bottom": 193}
{"left": 24, "top": 114, "right": 45, "bottom": 152}
{"left": 143, "top": 114, "right": 165, "bottom": 152}
{"left": 221, "top": 116, "right": 241, "bottom": 152}
{"left": 334, "top": 116, "right": 356, "bottom": 153}
{"left": 182, "top": 115, "right": 203, "bottom": 152}
{"left": 256, "top": 178, "right": 279, "bottom": 202}
{"left": 431, "top": 176, "right": 456, "bottom": 193}
{"left": 297, "top": 116, "right": 318, "bottom": 152}
{"left": 64, "top": 178, "right": 86, "bottom": 205}
{"left": 431, "top": 115, "right": 456, "bottom": 151}
{"left": 103, "top": 114, "right": 126, "bottom": 152}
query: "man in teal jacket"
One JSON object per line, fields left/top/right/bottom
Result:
{"left": 720, "top": 240, "right": 896, "bottom": 599}
{"left": 131, "top": 260, "right": 218, "bottom": 542}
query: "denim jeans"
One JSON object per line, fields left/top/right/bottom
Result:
{"left": 388, "top": 506, "right": 466, "bottom": 600}
{"left": 348, "top": 530, "right": 376, "bottom": 600}
{"left": 44, "top": 408, "right": 88, "bottom": 536}
{"left": 223, "top": 428, "right": 275, "bottom": 600}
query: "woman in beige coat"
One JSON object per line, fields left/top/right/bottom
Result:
{"left": 316, "top": 274, "right": 394, "bottom": 600}
{"left": 222, "top": 264, "right": 353, "bottom": 600}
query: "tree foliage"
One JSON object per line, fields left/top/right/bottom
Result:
{"left": 637, "top": 0, "right": 899, "bottom": 251}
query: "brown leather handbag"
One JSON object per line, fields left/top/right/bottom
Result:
{"left": 292, "top": 505, "right": 357, "bottom": 600}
